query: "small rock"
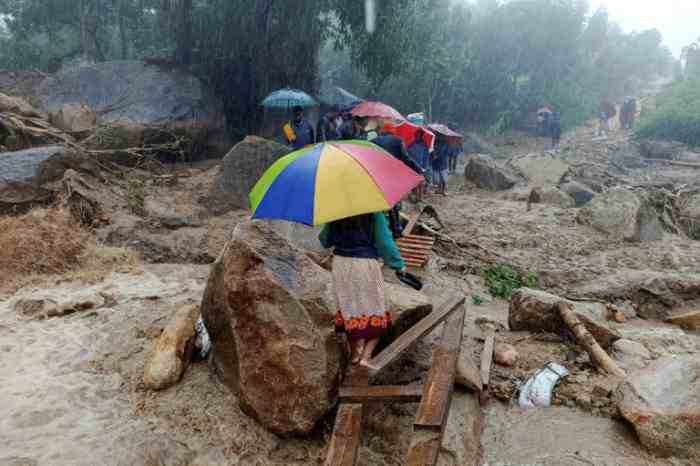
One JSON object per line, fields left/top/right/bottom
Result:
{"left": 576, "top": 393, "right": 592, "bottom": 410}
{"left": 493, "top": 342, "right": 518, "bottom": 367}
{"left": 560, "top": 181, "right": 595, "bottom": 207}
{"left": 592, "top": 379, "right": 616, "bottom": 398}
{"left": 143, "top": 304, "right": 199, "bottom": 390}
{"left": 528, "top": 186, "right": 575, "bottom": 209}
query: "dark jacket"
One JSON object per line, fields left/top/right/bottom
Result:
{"left": 290, "top": 118, "right": 315, "bottom": 149}
{"left": 372, "top": 134, "right": 423, "bottom": 174}
{"left": 432, "top": 142, "right": 450, "bottom": 171}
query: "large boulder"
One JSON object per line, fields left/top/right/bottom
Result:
{"left": 639, "top": 140, "right": 686, "bottom": 160}
{"left": 464, "top": 157, "right": 520, "bottom": 191}
{"left": 509, "top": 288, "right": 620, "bottom": 348}
{"left": 611, "top": 339, "right": 651, "bottom": 371}
{"left": 577, "top": 188, "right": 663, "bottom": 242}
{"left": 37, "top": 60, "right": 229, "bottom": 158}
{"left": 528, "top": 186, "right": 575, "bottom": 209}
{"left": 508, "top": 153, "right": 569, "bottom": 186}
{"left": 0, "top": 146, "right": 99, "bottom": 213}
{"left": 49, "top": 103, "right": 97, "bottom": 133}
{"left": 204, "top": 136, "right": 290, "bottom": 214}
{"left": 617, "top": 356, "right": 700, "bottom": 458}
{"left": 560, "top": 181, "right": 595, "bottom": 207}
{"left": 200, "top": 220, "right": 432, "bottom": 436}
{"left": 0, "top": 92, "right": 43, "bottom": 117}
{"left": 573, "top": 271, "right": 700, "bottom": 321}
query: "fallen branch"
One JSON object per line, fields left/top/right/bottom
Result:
{"left": 557, "top": 302, "right": 626, "bottom": 378}
{"left": 643, "top": 158, "right": 700, "bottom": 168}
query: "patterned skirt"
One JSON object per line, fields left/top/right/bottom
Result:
{"left": 332, "top": 255, "right": 391, "bottom": 340}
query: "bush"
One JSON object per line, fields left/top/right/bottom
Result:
{"left": 635, "top": 78, "right": 700, "bottom": 147}
{"left": 481, "top": 265, "right": 537, "bottom": 299}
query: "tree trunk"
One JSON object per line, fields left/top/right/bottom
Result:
{"left": 175, "top": 0, "right": 193, "bottom": 64}
{"left": 118, "top": 0, "right": 129, "bottom": 60}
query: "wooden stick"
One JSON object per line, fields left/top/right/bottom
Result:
{"left": 557, "top": 303, "right": 626, "bottom": 378}
{"left": 480, "top": 333, "right": 495, "bottom": 387}
{"left": 339, "top": 385, "right": 423, "bottom": 404}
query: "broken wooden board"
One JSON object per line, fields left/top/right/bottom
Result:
{"left": 324, "top": 403, "right": 363, "bottom": 466}
{"left": 396, "top": 234, "right": 436, "bottom": 269}
{"left": 365, "top": 295, "right": 466, "bottom": 377}
{"left": 339, "top": 385, "right": 423, "bottom": 404}
{"left": 414, "top": 307, "right": 465, "bottom": 430}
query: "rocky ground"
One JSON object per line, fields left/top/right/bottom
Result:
{"left": 2, "top": 90, "right": 700, "bottom": 465}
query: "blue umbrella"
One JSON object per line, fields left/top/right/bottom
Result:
{"left": 260, "top": 88, "right": 318, "bottom": 109}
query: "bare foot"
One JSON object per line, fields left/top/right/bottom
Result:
{"left": 351, "top": 339, "right": 365, "bottom": 365}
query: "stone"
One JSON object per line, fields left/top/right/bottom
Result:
{"left": 455, "top": 347, "right": 482, "bottom": 392}
{"left": 509, "top": 288, "right": 620, "bottom": 348}
{"left": 508, "top": 153, "right": 569, "bottom": 186}
{"left": 577, "top": 188, "right": 663, "bottom": 242}
{"left": 560, "top": 181, "right": 595, "bottom": 207}
{"left": 574, "top": 271, "right": 700, "bottom": 321}
{"left": 612, "top": 339, "right": 651, "bottom": 371}
{"left": 493, "top": 342, "right": 519, "bottom": 367}
{"left": 639, "top": 139, "right": 686, "bottom": 160}
{"left": 464, "top": 157, "right": 520, "bottom": 191}
{"left": 143, "top": 304, "right": 199, "bottom": 390}
{"left": 201, "top": 220, "right": 432, "bottom": 435}
{"left": 528, "top": 186, "right": 575, "bottom": 209}
{"left": 13, "top": 290, "right": 107, "bottom": 321}
{"left": 49, "top": 102, "right": 97, "bottom": 133}
{"left": 0, "top": 92, "right": 43, "bottom": 117}
{"left": 666, "top": 310, "right": 700, "bottom": 331}
{"left": 204, "top": 136, "right": 290, "bottom": 214}
{"left": 617, "top": 356, "right": 700, "bottom": 458}
{"left": 0, "top": 146, "right": 100, "bottom": 214}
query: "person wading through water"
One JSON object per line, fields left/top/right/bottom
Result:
{"left": 319, "top": 213, "right": 405, "bottom": 365}
{"left": 283, "top": 105, "right": 316, "bottom": 149}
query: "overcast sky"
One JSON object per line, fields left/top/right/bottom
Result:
{"left": 590, "top": 0, "right": 698, "bottom": 58}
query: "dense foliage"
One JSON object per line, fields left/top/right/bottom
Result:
{"left": 635, "top": 78, "right": 700, "bottom": 147}
{"left": 0, "top": 0, "right": 675, "bottom": 134}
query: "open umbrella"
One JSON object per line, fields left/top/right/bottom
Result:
{"left": 249, "top": 140, "right": 423, "bottom": 226}
{"left": 351, "top": 101, "right": 405, "bottom": 121}
{"left": 261, "top": 88, "right": 318, "bottom": 109}
{"left": 383, "top": 121, "right": 436, "bottom": 152}
{"left": 427, "top": 123, "right": 463, "bottom": 139}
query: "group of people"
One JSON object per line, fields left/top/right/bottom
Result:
{"left": 598, "top": 96, "right": 638, "bottom": 136}
{"left": 281, "top": 104, "right": 463, "bottom": 366}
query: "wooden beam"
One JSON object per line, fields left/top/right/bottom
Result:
{"left": 480, "top": 333, "right": 495, "bottom": 387}
{"left": 365, "top": 295, "right": 466, "bottom": 377}
{"left": 406, "top": 430, "right": 442, "bottom": 466}
{"left": 325, "top": 404, "right": 363, "bottom": 466}
{"left": 414, "top": 307, "right": 465, "bottom": 430}
{"left": 339, "top": 385, "right": 423, "bottom": 404}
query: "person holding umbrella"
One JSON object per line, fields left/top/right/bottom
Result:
{"left": 283, "top": 106, "right": 316, "bottom": 149}
{"left": 408, "top": 129, "right": 431, "bottom": 201}
{"left": 432, "top": 136, "right": 450, "bottom": 195}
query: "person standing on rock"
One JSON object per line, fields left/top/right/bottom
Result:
{"left": 283, "top": 106, "right": 315, "bottom": 150}
{"left": 319, "top": 213, "right": 406, "bottom": 365}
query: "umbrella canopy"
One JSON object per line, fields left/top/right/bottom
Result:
{"left": 250, "top": 141, "right": 423, "bottom": 226}
{"left": 351, "top": 101, "right": 405, "bottom": 121}
{"left": 261, "top": 88, "right": 318, "bottom": 109}
{"left": 427, "top": 123, "right": 463, "bottom": 139}
{"left": 384, "top": 121, "right": 436, "bottom": 152}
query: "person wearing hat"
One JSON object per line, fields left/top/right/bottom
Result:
{"left": 283, "top": 106, "right": 316, "bottom": 150}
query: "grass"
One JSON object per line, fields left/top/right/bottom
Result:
{"left": 0, "top": 208, "right": 139, "bottom": 293}
{"left": 472, "top": 294, "right": 486, "bottom": 306}
{"left": 481, "top": 265, "right": 537, "bottom": 299}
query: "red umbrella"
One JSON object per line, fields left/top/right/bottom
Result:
{"left": 383, "top": 122, "right": 436, "bottom": 152}
{"left": 427, "top": 123, "right": 463, "bottom": 139}
{"left": 351, "top": 101, "right": 405, "bottom": 121}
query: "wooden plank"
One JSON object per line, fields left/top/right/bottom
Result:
{"left": 399, "top": 237, "right": 435, "bottom": 246}
{"left": 325, "top": 404, "right": 363, "bottom": 466}
{"left": 414, "top": 308, "right": 465, "bottom": 430}
{"left": 339, "top": 385, "right": 423, "bottom": 404}
{"left": 365, "top": 295, "right": 465, "bottom": 376}
{"left": 406, "top": 430, "right": 442, "bottom": 466}
{"left": 404, "top": 234, "right": 435, "bottom": 242}
{"left": 397, "top": 243, "right": 433, "bottom": 253}
{"left": 402, "top": 212, "right": 420, "bottom": 236}
{"left": 480, "top": 333, "right": 495, "bottom": 387}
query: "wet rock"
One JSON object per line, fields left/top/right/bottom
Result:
{"left": 49, "top": 103, "right": 96, "bottom": 133}
{"left": 528, "top": 186, "right": 575, "bottom": 209}
{"left": 143, "top": 304, "right": 199, "bottom": 390}
{"left": 464, "top": 157, "right": 520, "bottom": 191}
{"left": 678, "top": 192, "right": 700, "bottom": 240}
{"left": 617, "top": 356, "right": 700, "bottom": 458}
{"left": 438, "top": 391, "right": 483, "bottom": 465}
{"left": 0, "top": 146, "right": 99, "bottom": 213}
{"left": 508, "top": 153, "right": 569, "bottom": 186}
{"left": 574, "top": 271, "right": 700, "bottom": 321}
{"left": 0, "top": 92, "right": 43, "bottom": 117}
{"left": 612, "top": 339, "right": 651, "bottom": 371}
{"left": 455, "top": 347, "right": 482, "bottom": 392}
{"left": 667, "top": 310, "right": 700, "bottom": 331}
{"left": 639, "top": 139, "right": 686, "bottom": 160}
{"left": 204, "top": 136, "right": 290, "bottom": 214}
{"left": 577, "top": 188, "right": 663, "bottom": 242}
{"left": 493, "top": 342, "right": 519, "bottom": 367}
{"left": 560, "top": 180, "right": 595, "bottom": 207}
{"left": 509, "top": 288, "right": 620, "bottom": 348}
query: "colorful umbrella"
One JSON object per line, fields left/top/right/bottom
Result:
{"left": 261, "top": 88, "right": 318, "bottom": 109}
{"left": 427, "top": 123, "right": 463, "bottom": 139}
{"left": 384, "top": 122, "right": 436, "bottom": 152}
{"left": 351, "top": 101, "right": 405, "bottom": 121}
{"left": 249, "top": 140, "right": 423, "bottom": 226}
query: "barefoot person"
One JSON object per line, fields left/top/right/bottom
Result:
{"left": 319, "top": 213, "right": 405, "bottom": 365}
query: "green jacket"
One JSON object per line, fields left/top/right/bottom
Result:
{"left": 319, "top": 213, "right": 405, "bottom": 270}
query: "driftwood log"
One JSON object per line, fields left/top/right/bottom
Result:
{"left": 557, "top": 302, "right": 626, "bottom": 378}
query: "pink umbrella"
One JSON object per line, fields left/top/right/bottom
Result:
{"left": 383, "top": 121, "right": 436, "bottom": 152}
{"left": 351, "top": 101, "right": 405, "bottom": 121}
{"left": 427, "top": 123, "right": 463, "bottom": 139}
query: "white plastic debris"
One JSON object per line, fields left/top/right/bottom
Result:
{"left": 195, "top": 316, "right": 211, "bottom": 359}
{"left": 517, "top": 362, "right": 569, "bottom": 408}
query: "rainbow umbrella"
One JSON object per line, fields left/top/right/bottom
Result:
{"left": 249, "top": 140, "right": 423, "bottom": 226}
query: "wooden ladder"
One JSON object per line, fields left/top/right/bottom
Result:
{"left": 325, "top": 295, "right": 467, "bottom": 466}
